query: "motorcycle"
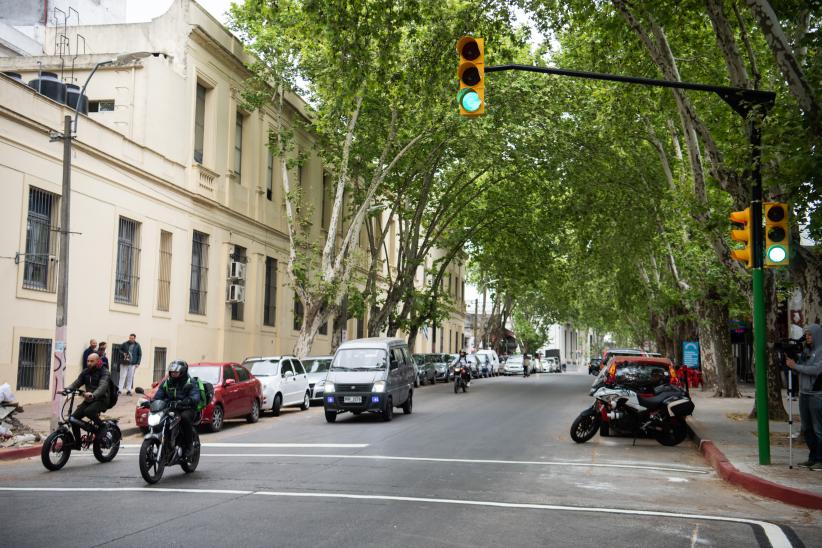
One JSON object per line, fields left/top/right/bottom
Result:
{"left": 453, "top": 365, "right": 471, "bottom": 393}
{"left": 135, "top": 387, "right": 201, "bottom": 484}
{"left": 41, "top": 388, "right": 121, "bottom": 471}
{"left": 570, "top": 383, "right": 694, "bottom": 446}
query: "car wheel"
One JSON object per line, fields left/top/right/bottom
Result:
{"left": 208, "top": 404, "right": 224, "bottom": 433}
{"left": 402, "top": 392, "right": 413, "bottom": 414}
{"left": 324, "top": 409, "right": 337, "bottom": 423}
{"left": 382, "top": 397, "right": 394, "bottom": 422}
{"left": 246, "top": 399, "right": 260, "bottom": 423}
{"left": 300, "top": 391, "right": 310, "bottom": 411}
{"left": 272, "top": 394, "right": 282, "bottom": 417}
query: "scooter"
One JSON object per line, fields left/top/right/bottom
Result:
{"left": 453, "top": 365, "right": 471, "bottom": 393}
{"left": 41, "top": 389, "right": 121, "bottom": 470}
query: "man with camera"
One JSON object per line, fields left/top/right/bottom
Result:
{"left": 786, "top": 324, "right": 822, "bottom": 470}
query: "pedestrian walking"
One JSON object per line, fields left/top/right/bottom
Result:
{"left": 81, "top": 339, "right": 97, "bottom": 368}
{"left": 118, "top": 333, "right": 142, "bottom": 396}
{"left": 97, "top": 341, "right": 109, "bottom": 369}
{"left": 786, "top": 324, "right": 822, "bottom": 471}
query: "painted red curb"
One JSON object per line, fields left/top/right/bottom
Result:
{"left": 0, "top": 444, "right": 42, "bottom": 461}
{"left": 699, "top": 439, "right": 822, "bottom": 510}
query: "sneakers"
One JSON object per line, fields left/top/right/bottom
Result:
{"left": 810, "top": 462, "right": 822, "bottom": 472}
{"left": 797, "top": 460, "right": 814, "bottom": 468}
{"left": 126, "top": 390, "right": 132, "bottom": 396}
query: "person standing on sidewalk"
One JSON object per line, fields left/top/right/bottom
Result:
{"left": 97, "top": 342, "right": 109, "bottom": 369}
{"left": 118, "top": 333, "right": 142, "bottom": 396}
{"left": 786, "top": 324, "right": 822, "bottom": 470}
{"left": 81, "top": 339, "right": 97, "bottom": 368}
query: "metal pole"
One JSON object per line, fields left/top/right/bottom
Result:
{"left": 50, "top": 114, "right": 72, "bottom": 431}
{"left": 750, "top": 113, "right": 770, "bottom": 465}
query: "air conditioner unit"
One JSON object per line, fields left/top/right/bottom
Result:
{"left": 227, "top": 283, "right": 245, "bottom": 303}
{"left": 228, "top": 260, "right": 246, "bottom": 280}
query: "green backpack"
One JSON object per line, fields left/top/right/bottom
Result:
{"left": 162, "top": 377, "right": 214, "bottom": 412}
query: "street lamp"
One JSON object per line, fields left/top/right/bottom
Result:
{"left": 49, "top": 51, "right": 168, "bottom": 429}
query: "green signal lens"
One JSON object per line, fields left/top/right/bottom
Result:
{"left": 767, "top": 245, "right": 787, "bottom": 263}
{"left": 459, "top": 89, "right": 481, "bottom": 112}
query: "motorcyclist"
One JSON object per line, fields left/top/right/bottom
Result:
{"left": 152, "top": 360, "right": 200, "bottom": 457}
{"left": 64, "top": 352, "right": 110, "bottom": 447}
{"left": 453, "top": 351, "right": 471, "bottom": 386}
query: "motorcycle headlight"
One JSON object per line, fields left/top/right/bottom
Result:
{"left": 147, "top": 413, "right": 162, "bottom": 427}
{"left": 372, "top": 380, "right": 386, "bottom": 393}
{"left": 324, "top": 381, "right": 335, "bottom": 393}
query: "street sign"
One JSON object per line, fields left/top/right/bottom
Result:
{"left": 683, "top": 341, "right": 700, "bottom": 369}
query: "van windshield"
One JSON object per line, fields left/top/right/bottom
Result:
{"left": 332, "top": 349, "right": 388, "bottom": 371}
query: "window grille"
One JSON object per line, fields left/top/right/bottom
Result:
{"left": 23, "top": 187, "right": 59, "bottom": 292}
{"left": 263, "top": 257, "right": 277, "bottom": 326}
{"left": 234, "top": 111, "right": 244, "bottom": 181}
{"left": 153, "top": 347, "right": 167, "bottom": 383}
{"left": 189, "top": 231, "right": 209, "bottom": 315}
{"left": 88, "top": 100, "right": 115, "bottom": 112}
{"left": 114, "top": 217, "right": 141, "bottom": 304}
{"left": 17, "top": 337, "right": 51, "bottom": 390}
{"left": 157, "top": 230, "right": 172, "bottom": 311}
{"left": 266, "top": 151, "right": 273, "bottom": 201}
{"left": 230, "top": 245, "right": 246, "bottom": 321}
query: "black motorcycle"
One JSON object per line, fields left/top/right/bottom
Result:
{"left": 453, "top": 365, "right": 470, "bottom": 393}
{"left": 135, "top": 387, "right": 201, "bottom": 484}
{"left": 41, "top": 388, "right": 121, "bottom": 471}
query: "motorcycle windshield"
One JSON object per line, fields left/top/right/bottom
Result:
{"left": 149, "top": 399, "right": 168, "bottom": 413}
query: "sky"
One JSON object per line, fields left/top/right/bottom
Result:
{"left": 126, "top": 0, "right": 234, "bottom": 24}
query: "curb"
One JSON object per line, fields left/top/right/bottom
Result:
{"left": 686, "top": 418, "right": 822, "bottom": 510}
{"left": 0, "top": 444, "right": 41, "bottom": 461}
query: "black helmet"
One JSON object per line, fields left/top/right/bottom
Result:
{"left": 168, "top": 360, "right": 189, "bottom": 379}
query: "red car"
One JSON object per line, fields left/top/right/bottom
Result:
{"left": 136, "top": 362, "right": 262, "bottom": 433}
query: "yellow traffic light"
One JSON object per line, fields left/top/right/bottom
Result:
{"left": 764, "top": 202, "right": 790, "bottom": 267}
{"left": 456, "top": 36, "right": 485, "bottom": 117}
{"left": 729, "top": 207, "right": 753, "bottom": 268}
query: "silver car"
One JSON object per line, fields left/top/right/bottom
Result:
{"left": 503, "top": 355, "right": 524, "bottom": 375}
{"left": 304, "top": 356, "right": 332, "bottom": 401}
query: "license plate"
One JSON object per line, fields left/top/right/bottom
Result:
{"left": 343, "top": 396, "right": 362, "bottom": 403}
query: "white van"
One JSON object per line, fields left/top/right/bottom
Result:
{"left": 476, "top": 349, "right": 500, "bottom": 376}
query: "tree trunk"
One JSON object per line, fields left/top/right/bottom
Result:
{"left": 793, "top": 247, "right": 822, "bottom": 325}
{"left": 293, "top": 302, "right": 326, "bottom": 359}
{"left": 697, "top": 295, "right": 740, "bottom": 397}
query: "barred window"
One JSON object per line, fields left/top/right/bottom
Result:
{"left": 293, "top": 293, "right": 303, "bottom": 331}
{"left": 263, "top": 257, "right": 277, "bottom": 326}
{"left": 23, "top": 187, "right": 59, "bottom": 292}
{"left": 319, "top": 320, "right": 328, "bottom": 335}
{"left": 153, "top": 347, "right": 167, "bottom": 383}
{"left": 230, "top": 245, "right": 246, "bottom": 322}
{"left": 322, "top": 173, "right": 332, "bottom": 229}
{"left": 114, "top": 217, "right": 141, "bottom": 304}
{"left": 156, "top": 230, "right": 172, "bottom": 312}
{"left": 189, "top": 231, "right": 209, "bottom": 315}
{"left": 234, "top": 111, "right": 244, "bottom": 182}
{"left": 266, "top": 151, "right": 274, "bottom": 201}
{"left": 17, "top": 337, "right": 51, "bottom": 390}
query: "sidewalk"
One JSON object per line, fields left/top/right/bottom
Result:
{"left": 686, "top": 383, "right": 822, "bottom": 510}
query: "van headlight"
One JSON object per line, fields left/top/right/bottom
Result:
{"left": 372, "top": 381, "right": 386, "bottom": 393}
{"left": 147, "top": 413, "right": 162, "bottom": 427}
{"left": 324, "top": 381, "right": 335, "bottom": 393}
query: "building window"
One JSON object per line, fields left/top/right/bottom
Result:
{"left": 230, "top": 245, "right": 246, "bottom": 322}
{"left": 23, "top": 187, "right": 59, "bottom": 292}
{"left": 156, "top": 230, "right": 172, "bottom": 312}
{"left": 189, "top": 231, "right": 209, "bottom": 315}
{"left": 356, "top": 314, "right": 364, "bottom": 339}
{"left": 263, "top": 257, "right": 277, "bottom": 327}
{"left": 234, "top": 111, "right": 244, "bottom": 182}
{"left": 319, "top": 320, "right": 328, "bottom": 335}
{"left": 293, "top": 293, "right": 303, "bottom": 331}
{"left": 194, "top": 84, "right": 206, "bottom": 164}
{"left": 114, "top": 217, "right": 141, "bottom": 305}
{"left": 17, "top": 337, "right": 51, "bottom": 390}
{"left": 153, "top": 347, "right": 167, "bottom": 383}
{"left": 266, "top": 150, "right": 274, "bottom": 201}
{"left": 88, "top": 100, "right": 115, "bottom": 112}
{"left": 322, "top": 173, "right": 333, "bottom": 229}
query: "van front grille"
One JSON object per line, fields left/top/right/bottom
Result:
{"left": 335, "top": 383, "right": 372, "bottom": 392}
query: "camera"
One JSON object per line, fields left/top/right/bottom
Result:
{"left": 775, "top": 337, "right": 804, "bottom": 368}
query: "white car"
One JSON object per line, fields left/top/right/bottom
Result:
{"left": 476, "top": 349, "right": 501, "bottom": 376}
{"left": 303, "top": 355, "right": 332, "bottom": 401}
{"left": 243, "top": 356, "right": 311, "bottom": 416}
{"left": 502, "top": 355, "right": 524, "bottom": 375}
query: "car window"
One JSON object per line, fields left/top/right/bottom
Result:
{"left": 292, "top": 360, "right": 306, "bottom": 375}
{"left": 303, "top": 358, "right": 331, "bottom": 374}
{"left": 222, "top": 365, "right": 236, "bottom": 383}
{"left": 414, "top": 354, "right": 425, "bottom": 365}
{"left": 614, "top": 362, "right": 670, "bottom": 388}
{"left": 332, "top": 349, "right": 388, "bottom": 371}
{"left": 281, "top": 361, "right": 294, "bottom": 376}
{"left": 400, "top": 347, "right": 412, "bottom": 367}
{"left": 234, "top": 365, "right": 250, "bottom": 382}
{"left": 247, "top": 359, "right": 280, "bottom": 377}
{"left": 189, "top": 366, "right": 221, "bottom": 385}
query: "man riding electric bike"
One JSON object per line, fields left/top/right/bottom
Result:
{"left": 152, "top": 360, "right": 200, "bottom": 457}
{"left": 64, "top": 353, "right": 110, "bottom": 447}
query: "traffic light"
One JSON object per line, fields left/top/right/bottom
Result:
{"left": 456, "top": 36, "right": 485, "bottom": 117}
{"left": 764, "top": 202, "right": 790, "bottom": 267}
{"left": 729, "top": 207, "right": 753, "bottom": 268}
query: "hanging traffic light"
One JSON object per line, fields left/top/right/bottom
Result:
{"left": 456, "top": 36, "right": 485, "bottom": 117}
{"left": 764, "top": 202, "right": 790, "bottom": 267}
{"left": 729, "top": 207, "right": 753, "bottom": 268}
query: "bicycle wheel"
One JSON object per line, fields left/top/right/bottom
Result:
{"left": 41, "top": 430, "right": 72, "bottom": 471}
{"left": 93, "top": 424, "right": 121, "bottom": 463}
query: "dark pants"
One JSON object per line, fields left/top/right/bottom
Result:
{"left": 799, "top": 394, "right": 821, "bottom": 463}
{"left": 71, "top": 399, "right": 107, "bottom": 443}
{"left": 178, "top": 408, "right": 195, "bottom": 452}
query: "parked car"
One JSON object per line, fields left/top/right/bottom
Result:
{"left": 466, "top": 354, "right": 483, "bottom": 377}
{"left": 136, "top": 362, "right": 262, "bottom": 433}
{"left": 593, "top": 356, "right": 681, "bottom": 393}
{"left": 412, "top": 354, "right": 438, "bottom": 386}
{"left": 243, "top": 356, "right": 311, "bottom": 416}
{"left": 599, "top": 349, "right": 647, "bottom": 373}
{"left": 476, "top": 349, "right": 501, "bottom": 376}
{"left": 323, "top": 337, "right": 416, "bottom": 422}
{"left": 502, "top": 355, "right": 524, "bottom": 375}
{"left": 545, "top": 357, "right": 561, "bottom": 373}
{"left": 303, "top": 355, "right": 332, "bottom": 402}
{"left": 475, "top": 354, "right": 492, "bottom": 378}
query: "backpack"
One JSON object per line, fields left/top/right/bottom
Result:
{"left": 192, "top": 377, "right": 214, "bottom": 412}
{"left": 107, "top": 377, "right": 119, "bottom": 409}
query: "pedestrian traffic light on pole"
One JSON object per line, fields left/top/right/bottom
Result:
{"left": 456, "top": 36, "right": 485, "bottom": 117}
{"left": 729, "top": 207, "right": 753, "bottom": 268}
{"left": 764, "top": 202, "right": 790, "bottom": 267}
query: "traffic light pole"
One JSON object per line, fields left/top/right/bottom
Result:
{"left": 485, "top": 63, "right": 775, "bottom": 464}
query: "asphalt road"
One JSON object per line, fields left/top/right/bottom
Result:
{"left": 1, "top": 372, "right": 819, "bottom": 547}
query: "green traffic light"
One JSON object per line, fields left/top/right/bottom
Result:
{"left": 458, "top": 89, "right": 481, "bottom": 112}
{"left": 766, "top": 245, "right": 787, "bottom": 263}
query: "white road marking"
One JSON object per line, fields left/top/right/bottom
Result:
{"left": 106, "top": 451, "right": 710, "bottom": 474}
{"left": 120, "top": 443, "right": 369, "bottom": 449}
{"left": 0, "top": 487, "right": 791, "bottom": 547}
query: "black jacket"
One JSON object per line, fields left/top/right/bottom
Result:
{"left": 154, "top": 375, "right": 200, "bottom": 409}
{"left": 68, "top": 365, "right": 111, "bottom": 404}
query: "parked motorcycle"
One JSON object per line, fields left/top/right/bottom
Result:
{"left": 570, "top": 384, "right": 694, "bottom": 446}
{"left": 453, "top": 365, "right": 470, "bottom": 393}
{"left": 41, "top": 388, "right": 121, "bottom": 470}
{"left": 135, "top": 387, "right": 201, "bottom": 484}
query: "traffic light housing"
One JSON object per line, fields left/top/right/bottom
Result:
{"left": 764, "top": 202, "right": 790, "bottom": 267}
{"left": 456, "top": 36, "right": 485, "bottom": 117}
{"left": 729, "top": 207, "right": 753, "bottom": 268}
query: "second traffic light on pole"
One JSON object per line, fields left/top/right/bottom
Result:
{"left": 764, "top": 202, "right": 790, "bottom": 267}
{"left": 456, "top": 36, "right": 485, "bottom": 117}
{"left": 729, "top": 207, "right": 753, "bottom": 268}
